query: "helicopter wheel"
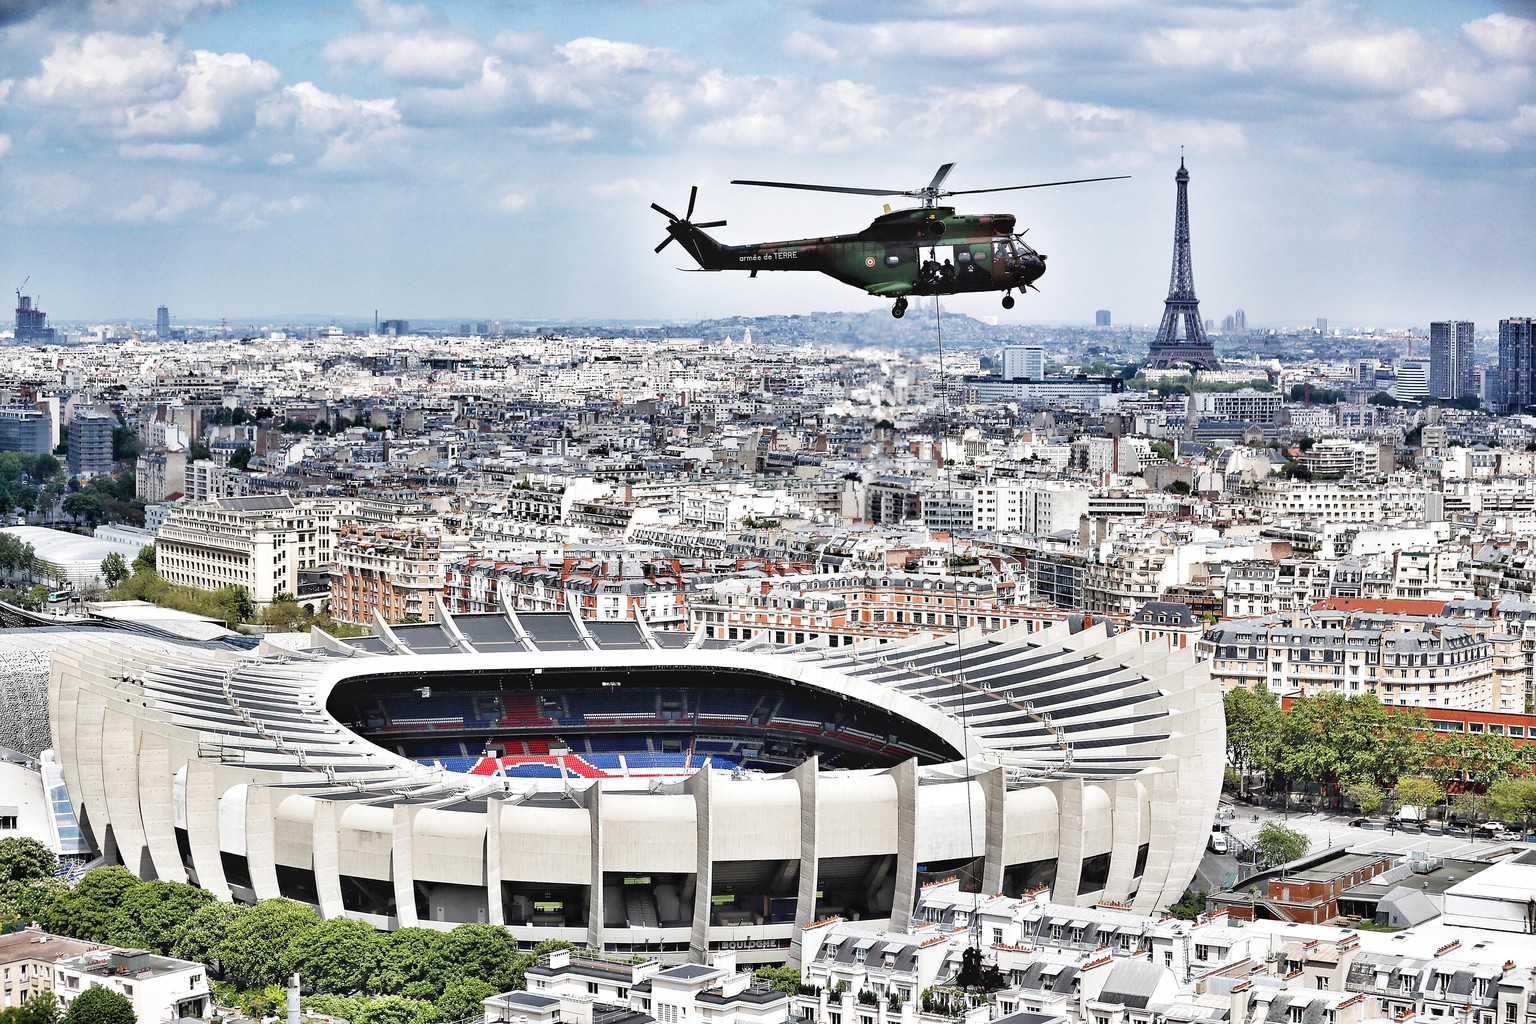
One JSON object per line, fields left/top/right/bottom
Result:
{"left": 892, "top": 297, "right": 908, "bottom": 319}
{"left": 1001, "top": 293, "right": 1016, "bottom": 310}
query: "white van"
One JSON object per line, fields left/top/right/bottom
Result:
{"left": 1392, "top": 805, "right": 1426, "bottom": 827}
{"left": 1208, "top": 831, "right": 1230, "bottom": 854}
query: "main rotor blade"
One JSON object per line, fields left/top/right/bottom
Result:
{"left": 654, "top": 236, "right": 675, "bottom": 253}
{"left": 651, "top": 202, "right": 680, "bottom": 220}
{"left": 732, "top": 178, "right": 904, "bottom": 197}
{"left": 685, "top": 186, "right": 698, "bottom": 221}
{"left": 926, "top": 163, "right": 955, "bottom": 192}
{"left": 948, "top": 175, "right": 1131, "bottom": 196}
{"left": 692, "top": 220, "right": 726, "bottom": 229}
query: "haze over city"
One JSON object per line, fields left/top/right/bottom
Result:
{"left": 0, "top": 0, "right": 1533, "bottom": 329}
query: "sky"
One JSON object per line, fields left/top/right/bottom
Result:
{"left": 0, "top": 0, "right": 1533, "bottom": 330}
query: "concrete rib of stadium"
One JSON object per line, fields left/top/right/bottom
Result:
{"left": 49, "top": 602, "right": 1224, "bottom": 966}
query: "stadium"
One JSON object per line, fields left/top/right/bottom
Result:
{"left": 48, "top": 604, "right": 1224, "bottom": 965}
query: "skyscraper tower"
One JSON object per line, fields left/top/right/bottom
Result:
{"left": 1144, "top": 156, "right": 1220, "bottom": 371}
{"left": 1429, "top": 320, "right": 1475, "bottom": 401}
{"left": 156, "top": 305, "right": 170, "bottom": 339}
{"left": 1499, "top": 317, "right": 1536, "bottom": 413}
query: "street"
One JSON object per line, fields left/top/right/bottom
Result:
{"left": 1190, "top": 802, "right": 1529, "bottom": 895}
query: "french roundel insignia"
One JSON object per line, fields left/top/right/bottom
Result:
{"left": 865, "top": 256, "right": 876, "bottom": 267}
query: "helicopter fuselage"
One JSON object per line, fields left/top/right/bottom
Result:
{"left": 667, "top": 206, "right": 1046, "bottom": 300}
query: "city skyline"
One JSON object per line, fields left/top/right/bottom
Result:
{"left": 0, "top": 0, "right": 1532, "bottom": 328}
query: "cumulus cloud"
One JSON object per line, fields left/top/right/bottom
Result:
{"left": 1464, "top": 12, "right": 1536, "bottom": 63}
{"left": 20, "top": 32, "right": 182, "bottom": 108}
{"left": 323, "top": 30, "right": 485, "bottom": 85}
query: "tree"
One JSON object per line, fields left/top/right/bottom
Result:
{"left": 290, "top": 917, "right": 384, "bottom": 994}
{"left": 54, "top": 867, "right": 143, "bottom": 941}
{"left": 753, "top": 966, "right": 803, "bottom": 995}
{"left": 1368, "top": 391, "right": 1400, "bottom": 408}
{"left": 1395, "top": 775, "right": 1445, "bottom": 814}
{"left": 218, "top": 898, "right": 322, "bottom": 989}
{"left": 1166, "top": 887, "right": 1208, "bottom": 920}
{"left": 10, "top": 993, "right": 60, "bottom": 1024}
{"left": 62, "top": 987, "right": 135, "bottom": 1024}
{"left": 0, "top": 837, "right": 57, "bottom": 883}
{"left": 1253, "top": 821, "right": 1309, "bottom": 869}
{"left": 229, "top": 447, "right": 254, "bottom": 471}
{"left": 372, "top": 928, "right": 452, "bottom": 1001}
{"left": 0, "top": 877, "right": 69, "bottom": 928}
{"left": 170, "top": 901, "right": 243, "bottom": 979}
{"left": 61, "top": 491, "right": 107, "bottom": 528}
{"left": 1223, "top": 684, "right": 1281, "bottom": 797}
{"left": 1486, "top": 777, "right": 1536, "bottom": 833}
{"left": 211, "top": 585, "right": 255, "bottom": 627}
{"left": 100, "top": 553, "right": 130, "bottom": 589}
{"left": 104, "top": 880, "right": 214, "bottom": 954}
{"left": 1340, "top": 780, "right": 1384, "bottom": 817}
{"left": 434, "top": 979, "right": 498, "bottom": 1022}
{"left": 132, "top": 544, "right": 155, "bottom": 575}
{"left": 445, "top": 922, "right": 525, "bottom": 992}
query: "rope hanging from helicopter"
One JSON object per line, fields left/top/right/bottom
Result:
{"left": 929, "top": 285, "right": 991, "bottom": 983}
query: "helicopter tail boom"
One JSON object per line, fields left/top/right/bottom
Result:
{"left": 652, "top": 188, "right": 730, "bottom": 271}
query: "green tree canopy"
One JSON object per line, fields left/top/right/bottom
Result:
{"left": 1223, "top": 684, "right": 1281, "bottom": 796}
{"left": 132, "top": 544, "right": 155, "bottom": 575}
{"left": 1253, "top": 820, "right": 1310, "bottom": 869}
{"left": 1, "top": 992, "right": 61, "bottom": 1024}
{"left": 55, "top": 867, "right": 143, "bottom": 942}
{"left": 372, "top": 928, "right": 453, "bottom": 1001}
{"left": 1395, "top": 775, "right": 1446, "bottom": 813}
{"left": 104, "top": 879, "right": 214, "bottom": 954}
{"left": 62, "top": 987, "right": 135, "bottom": 1024}
{"left": 0, "top": 877, "right": 69, "bottom": 928}
{"left": 444, "top": 922, "right": 526, "bottom": 993}
{"left": 0, "top": 837, "right": 58, "bottom": 883}
{"left": 218, "top": 898, "right": 322, "bottom": 989}
{"left": 170, "top": 901, "right": 243, "bottom": 980}
{"left": 1486, "top": 777, "right": 1536, "bottom": 831}
{"left": 1340, "top": 780, "right": 1384, "bottom": 817}
{"left": 100, "top": 553, "right": 129, "bottom": 590}
{"left": 289, "top": 916, "right": 384, "bottom": 995}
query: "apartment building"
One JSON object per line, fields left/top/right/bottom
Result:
{"left": 155, "top": 495, "right": 316, "bottom": 605}
{"left": 1198, "top": 612, "right": 1512, "bottom": 709}
{"left": 1, "top": 931, "right": 209, "bottom": 1024}
{"left": 687, "top": 571, "right": 1061, "bottom": 647}
{"left": 330, "top": 523, "right": 444, "bottom": 624}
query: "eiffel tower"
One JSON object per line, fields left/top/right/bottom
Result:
{"left": 1144, "top": 155, "right": 1220, "bottom": 370}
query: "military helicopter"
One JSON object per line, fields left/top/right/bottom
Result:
{"left": 652, "top": 164, "right": 1127, "bottom": 318}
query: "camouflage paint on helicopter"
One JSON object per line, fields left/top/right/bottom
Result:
{"left": 652, "top": 165, "right": 1125, "bottom": 318}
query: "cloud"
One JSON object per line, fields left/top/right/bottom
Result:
{"left": 498, "top": 190, "right": 530, "bottom": 213}
{"left": 217, "top": 191, "right": 314, "bottom": 229}
{"left": 0, "top": 134, "right": 10, "bottom": 160}
{"left": 323, "top": 30, "right": 485, "bottom": 85}
{"left": 0, "top": 0, "right": 234, "bottom": 31}
{"left": 112, "top": 178, "right": 215, "bottom": 224}
{"left": 20, "top": 31, "right": 182, "bottom": 108}
{"left": 1463, "top": 12, "right": 1536, "bottom": 63}
{"left": 116, "top": 141, "right": 229, "bottom": 162}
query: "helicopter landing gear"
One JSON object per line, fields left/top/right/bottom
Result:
{"left": 892, "top": 297, "right": 908, "bottom": 319}
{"left": 1001, "top": 292, "right": 1016, "bottom": 310}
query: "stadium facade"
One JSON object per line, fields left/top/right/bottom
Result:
{"left": 49, "top": 605, "right": 1224, "bottom": 965}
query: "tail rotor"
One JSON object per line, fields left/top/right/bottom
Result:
{"left": 652, "top": 186, "right": 725, "bottom": 253}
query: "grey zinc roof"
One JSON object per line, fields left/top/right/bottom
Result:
{"left": 1098, "top": 960, "right": 1165, "bottom": 1009}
